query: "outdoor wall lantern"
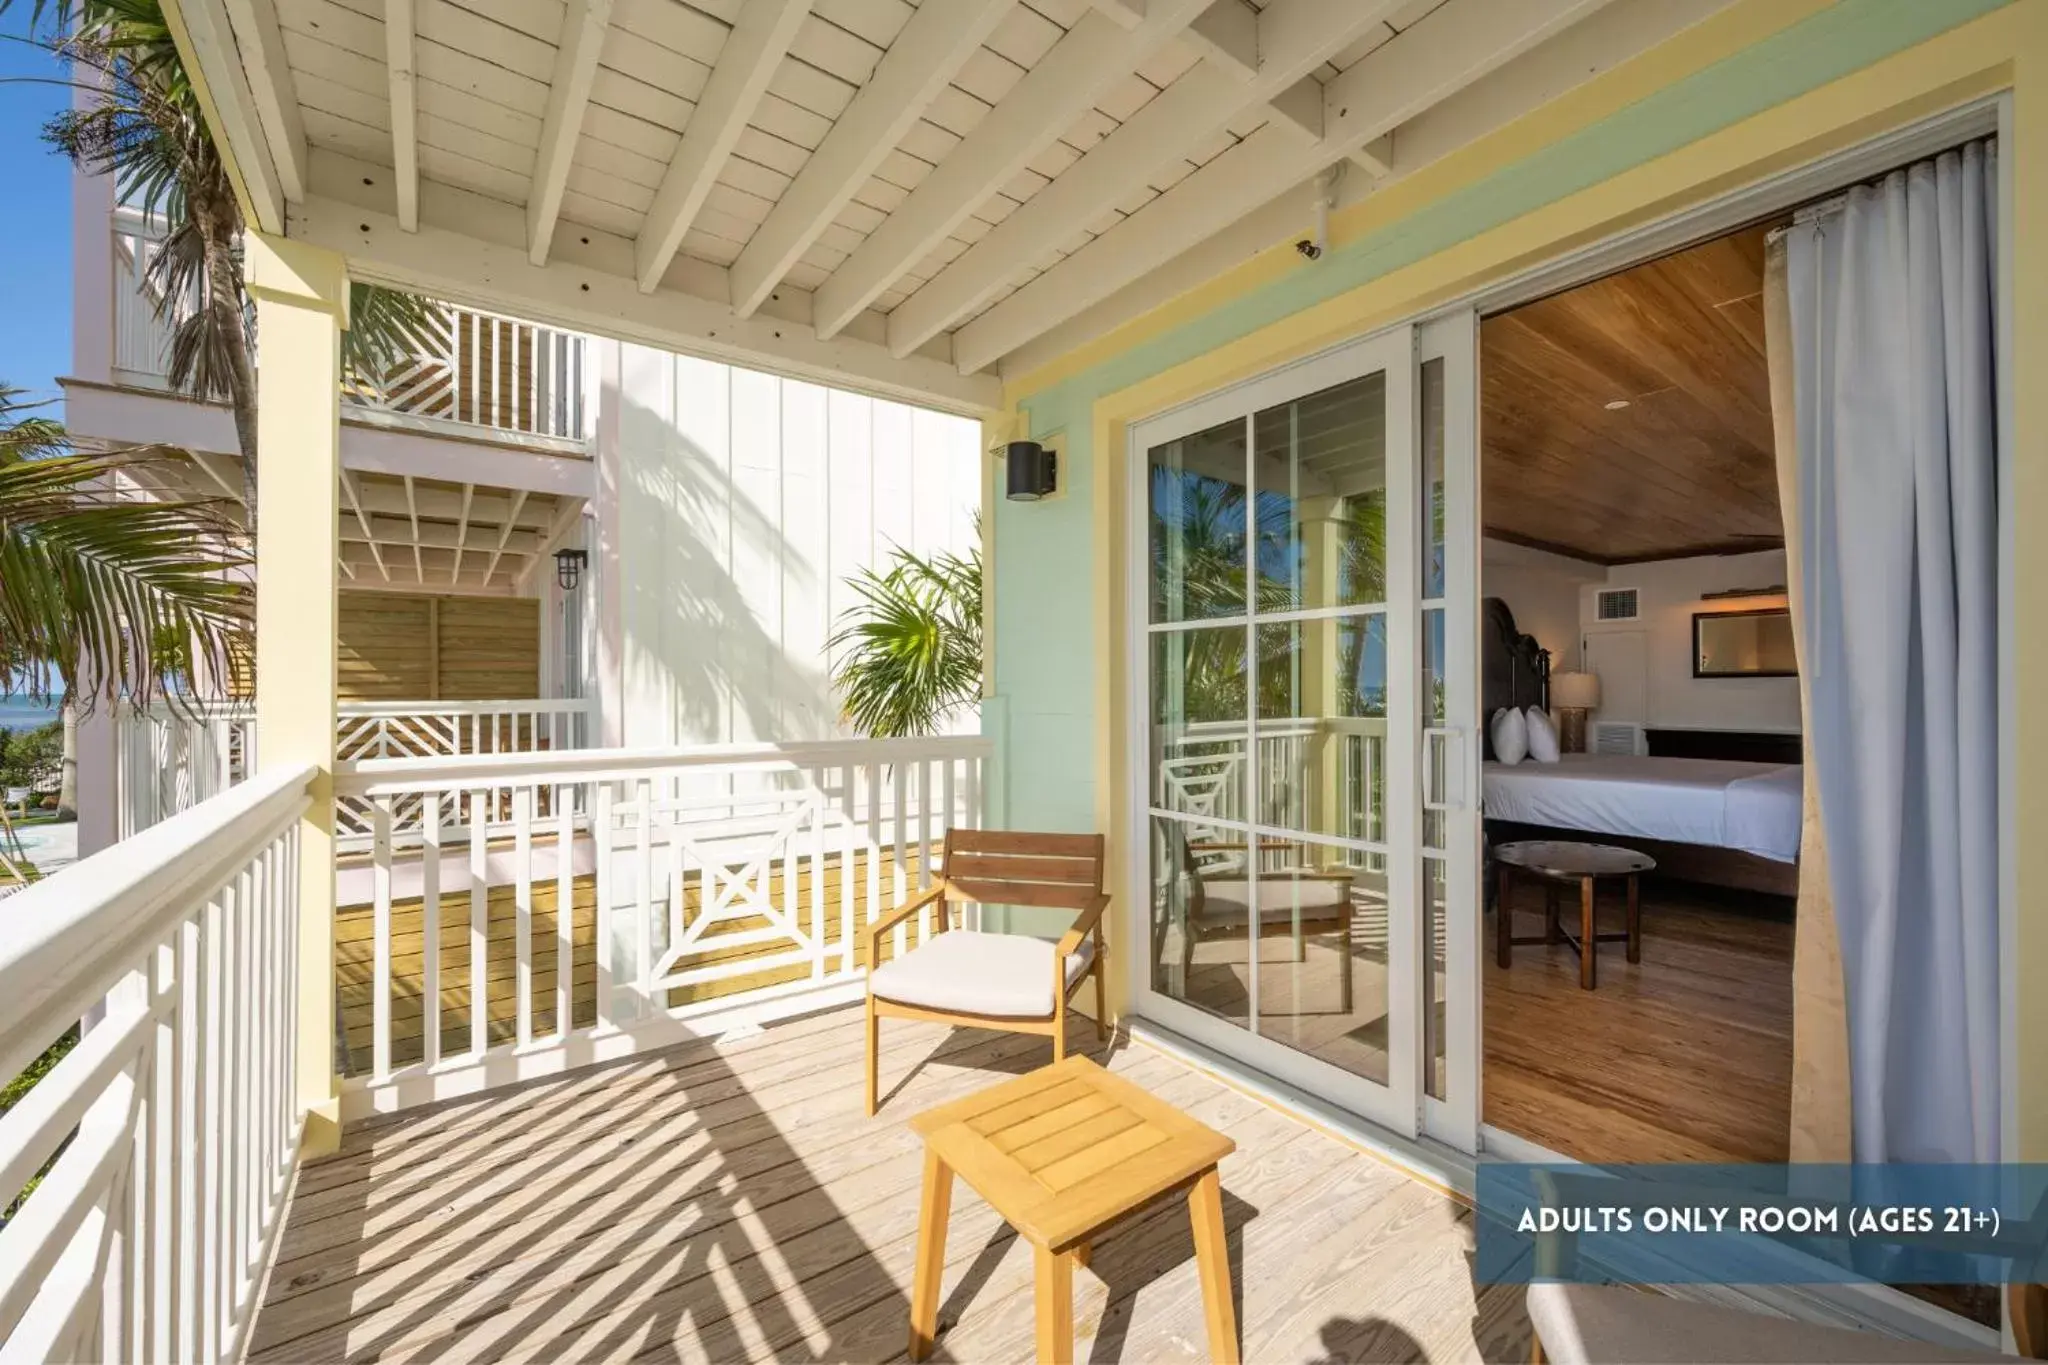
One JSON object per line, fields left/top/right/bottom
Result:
{"left": 554, "top": 548, "right": 589, "bottom": 591}
{"left": 1004, "top": 440, "right": 1057, "bottom": 501}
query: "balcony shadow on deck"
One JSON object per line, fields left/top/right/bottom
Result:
{"left": 250, "top": 1004, "right": 1528, "bottom": 1362}
{"left": 250, "top": 1011, "right": 1114, "bottom": 1362}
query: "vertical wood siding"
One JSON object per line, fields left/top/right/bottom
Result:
{"left": 616, "top": 347, "right": 982, "bottom": 747}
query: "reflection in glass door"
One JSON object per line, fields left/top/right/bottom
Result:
{"left": 1134, "top": 329, "right": 1422, "bottom": 1132}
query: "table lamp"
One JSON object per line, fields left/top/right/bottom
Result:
{"left": 1550, "top": 671, "right": 1600, "bottom": 753}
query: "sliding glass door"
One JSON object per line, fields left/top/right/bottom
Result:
{"left": 1128, "top": 316, "right": 1480, "bottom": 1142}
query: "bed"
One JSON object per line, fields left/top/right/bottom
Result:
{"left": 1480, "top": 597, "right": 1802, "bottom": 897}
{"left": 1483, "top": 754, "right": 1802, "bottom": 864}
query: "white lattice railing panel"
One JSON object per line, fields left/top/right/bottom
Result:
{"left": 117, "top": 699, "right": 591, "bottom": 847}
{"left": 108, "top": 208, "right": 590, "bottom": 445}
{"left": 333, "top": 736, "right": 989, "bottom": 1114}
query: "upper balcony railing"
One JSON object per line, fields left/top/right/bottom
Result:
{"left": 115, "top": 698, "right": 594, "bottom": 843}
{"left": 110, "top": 209, "right": 593, "bottom": 449}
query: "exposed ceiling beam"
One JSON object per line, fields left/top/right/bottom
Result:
{"left": 953, "top": 0, "right": 1621, "bottom": 373}
{"left": 1090, "top": 0, "right": 1146, "bottom": 28}
{"left": 350, "top": 478, "right": 553, "bottom": 527}
{"left": 1350, "top": 135, "right": 1393, "bottom": 177}
{"left": 187, "top": 448, "right": 245, "bottom": 502}
{"left": 635, "top": 0, "right": 811, "bottom": 293}
{"left": 885, "top": 0, "right": 1400, "bottom": 360}
{"left": 812, "top": 0, "right": 1216, "bottom": 340}
{"left": 219, "top": 0, "right": 309, "bottom": 203}
{"left": 483, "top": 490, "right": 530, "bottom": 584}
{"left": 726, "top": 0, "right": 1013, "bottom": 320}
{"left": 1266, "top": 77, "right": 1324, "bottom": 141}
{"left": 339, "top": 514, "right": 543, "bottom": 554}
{"left": 162, "top": 0, "right": 287, "bottom": 233}
{"left": 450, "top": 483, "right": 473, "bottom": 582}
{"left": 998, "top": 0, "right": 1731, "bottom": 379}
{"left": 1180, "top": 2, "right": 1258, "bottom": 81}
{"left": 292, "top": 154, "right": 1002, "bottom": 414}
{"left": 338, "top": 545, "right": 517, "bottom": 591}
{"left": 338, "top": 469, "right": 391, "bottom": 581}
{"left": 528, "top": 0, "right": 615, "bottom": 266}
{"left": 384, "top": 0, "right": 419, "bottom": 231}
{"left": 402, "top": 474, "right": 424, "bottom": 578}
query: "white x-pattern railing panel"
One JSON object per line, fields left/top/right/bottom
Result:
{"left": 343, "top": 303, "right": 591, "bottom": 445}
{"left": 1159, "top": 716, "right": 1388, "bottom": 871}
{"left": 334, "top": 736, "right": 989, "bottom": 1113}
{"left": 0, "top": 763, "right": 315, "bottom": 1364}
{"left": 108, "top": 209, "right": 591, "bottom": 446}
{"left": 115, "top": 699, "right": 590, "bottom": 846}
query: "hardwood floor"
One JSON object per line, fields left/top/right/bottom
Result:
{"left": 252, "top": 1007, "right": 1532, "bottom": 1363}
{"left": 1483, "top": 878, "right": 1795, "bottom": 1163}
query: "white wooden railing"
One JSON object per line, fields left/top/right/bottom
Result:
{"left": 332, "top": 735, "right": 989, "bottom": 1114}
{"left": 116, "top": 700, "right": 256, "bottom": 842}
{"left": 0, "top": 764, "right": 315, "bottom": 1362}
{"left": 1160, "top": 716, "right": 1387, "bottom": 859}
{"left": 110, "top": 209, "right": 591, "bottom": 445}
{"left": 114, "top": 699, "right": 590, "bottom": 842}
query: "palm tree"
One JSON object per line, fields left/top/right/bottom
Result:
{"left": 19, "top": 0, "right": 444, "bottom": 515}
{"left": 830, "top": 543, "right": 983, "bottom": 738}
{"left": 0, "top": 386, "right": 248, "bottom": 705}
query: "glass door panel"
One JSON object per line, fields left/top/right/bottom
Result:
{"left": 1134, "top": 327, "right": 1421, "bottom": 1134}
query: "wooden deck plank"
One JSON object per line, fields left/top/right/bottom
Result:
{"left": 252, "top": 1004, "right": 1523, "bottom": 1363}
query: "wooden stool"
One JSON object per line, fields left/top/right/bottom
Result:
{"left": 906, "top": 1055, "right": 1239, "bottom": 1364}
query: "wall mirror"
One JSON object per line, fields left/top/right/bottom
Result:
{"left": 1692, "top": 607, "right": 1796, "bottom": 678}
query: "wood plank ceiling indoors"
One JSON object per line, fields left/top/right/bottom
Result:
{"left": 171, "top": 0, "right": 1747, "bottom": 410}
{"left": 1479, "top": 223, "right": 1785, "bottom": 565}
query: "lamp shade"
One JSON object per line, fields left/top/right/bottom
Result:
{"left": 1551, "top": 671, "right": 1601, "bottom": 709}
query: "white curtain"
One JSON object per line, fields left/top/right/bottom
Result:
{"left": 1782, "top": 138, "right": 2000, "bottom": 1164}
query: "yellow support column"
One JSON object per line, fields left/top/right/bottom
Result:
{"left": 247, "top": 234, "right": 347, "bottom": 1157}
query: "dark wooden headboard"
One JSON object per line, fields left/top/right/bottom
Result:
{"left": 1481, "top": 597, "right": 1549, "bottom": 758}
{"left": 1645, "top": 728, "right": 1803, "bottom": 764}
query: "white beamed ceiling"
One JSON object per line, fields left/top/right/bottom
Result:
{"left": 179, "top": 0, "right": 1733, "bottom": 409}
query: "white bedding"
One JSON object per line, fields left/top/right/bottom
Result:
{"left": 1483, "top": 754, "right": 1803, "bottom": 863}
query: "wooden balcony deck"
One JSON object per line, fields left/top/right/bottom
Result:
{"left": 249, "top": 1007, "right": 1531, "bottom": 1363}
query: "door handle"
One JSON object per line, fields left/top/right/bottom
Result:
{"left": 1424, "top": 727, "right": 1467, "bottom": 811}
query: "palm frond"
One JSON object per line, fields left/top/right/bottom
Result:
{"left": 829, "top": 543, "right": 983, "bottom": 738}
{"left": 0, "top": 390, "right": 249, "bottom": 706}
{"left": 345, "top": 285, "right": 449, "bottom": 386}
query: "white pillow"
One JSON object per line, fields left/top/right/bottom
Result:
{"left": 1490, "top": 707, "right": 1528, "bottom": 765}
{"left": 1525, "top": 706, "right": 1561, "bottom": 763}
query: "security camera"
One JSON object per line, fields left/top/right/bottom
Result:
{"left": 1295, "top": 238, "right": 1322, "bottom": 260}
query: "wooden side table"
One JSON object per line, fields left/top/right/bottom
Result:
{"left": 906, "top": 1055, "right": 1239, "bottom": 1365}
{"left": 1493, "top": 840, "right": 1655, "bottom": 990}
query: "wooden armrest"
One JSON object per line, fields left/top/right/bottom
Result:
{"left": 864, "top": 880, "right": 948, "bottom": 960}
{"left": 1055, "top": 894, "right": 1112, "bottom": 960}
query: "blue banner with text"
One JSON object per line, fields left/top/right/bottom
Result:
{"left": 1474, "top": 1164, "right": 2048, "bottom": 1285}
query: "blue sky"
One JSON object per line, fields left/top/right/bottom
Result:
{"left": 0, "top": 15, "right": 73, "bottom": 419}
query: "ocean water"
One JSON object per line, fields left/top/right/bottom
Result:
{"left": 0, "top": 698, "right": 62, "bottom": 733}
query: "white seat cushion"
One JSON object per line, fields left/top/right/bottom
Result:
{"left": 869, "top": 930, "right": 1096, "bottom": 1019}
{"left": 1195, "top": 876, "right": 1349, "bottom": 926}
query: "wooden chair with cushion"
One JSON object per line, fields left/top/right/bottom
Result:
{"left": 1169, "top": 825, "right": 1356, "bottom": 1015}
{"left": 863, "top": 829, "right": 1109, "bottom": 1115}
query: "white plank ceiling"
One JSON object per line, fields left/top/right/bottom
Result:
{"left": 175, "top": 0, "right": 1735, "bottom": 411}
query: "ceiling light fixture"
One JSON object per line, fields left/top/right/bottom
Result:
{"left": 1604, "top": 399, "right": 1632, "bottom": 411}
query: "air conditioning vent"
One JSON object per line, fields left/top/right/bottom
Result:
{"left": 1596, "top": 588, "right": 1639, "bottom": 622}
{"left": 1592, "top": 722, "right": 1645, "bottom": 756}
